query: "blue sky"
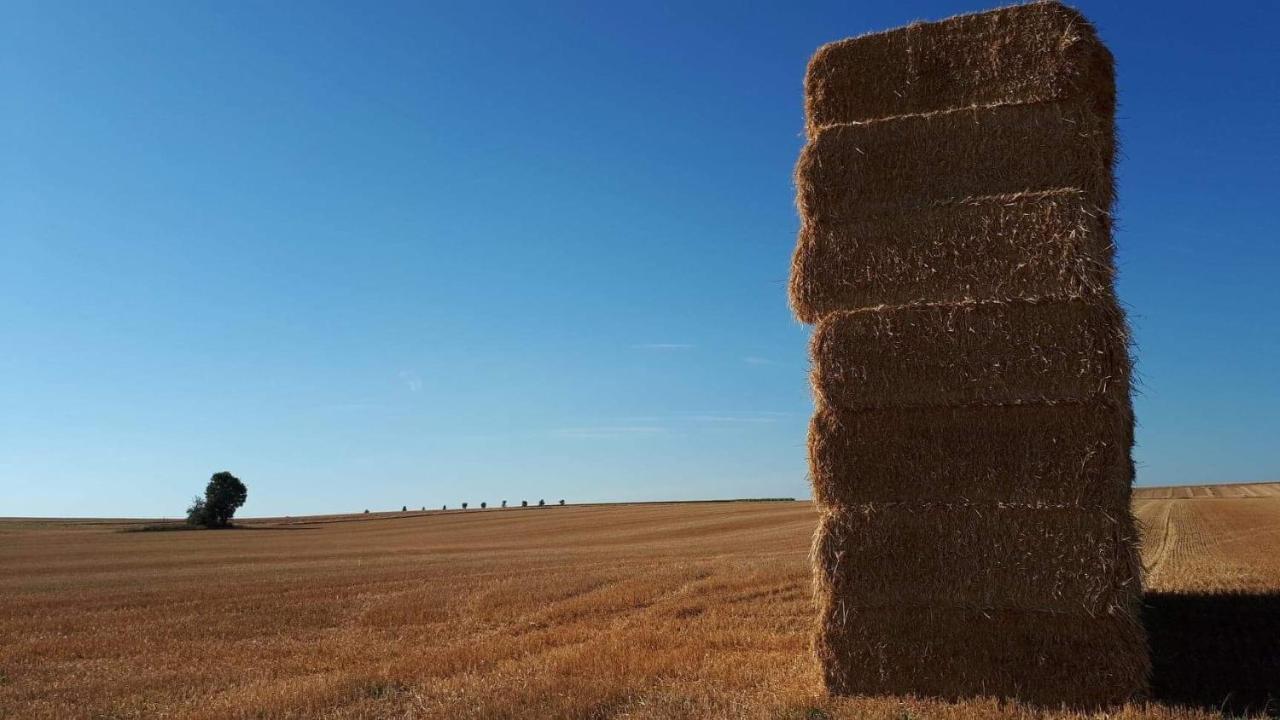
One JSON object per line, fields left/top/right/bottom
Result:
{"left": 2, "top": 1, "right": 1276, "bottom": 518}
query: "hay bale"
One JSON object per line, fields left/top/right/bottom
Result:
{"left": 792, "top": 2, "right": 1146, "bottom": 706}
{"left": 811, "top": 506, "right": 1142, "bottom": 614}
{"left": 805, "top": 2, "right": 1114, "bottom": 134}
{"left": 789, "top": 189, "right": 1115, "bottom": 323}
{"left": 811, "top": 300, "right": 1130, "bottom": 411}
{"left": 812, "top": 601, "right": 1150, "bottom": 706}
{"left": 809, "top": 401, "right": 1133, "bottom": 508}
{"left": 796, "top": 101, "right": 1114, "bottom": 219}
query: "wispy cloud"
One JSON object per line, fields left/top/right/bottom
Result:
{"left": 631, "top": 343, "right": 694, "bottom": 350}
{"left": 551, "top": 425, "right": 668, "bottom": 440}
{"left": 318, "top": 401, "right": 388, "bottom": 412}
{"left": 743, "top": 356, "right": 775, "bottom": 365}
{"left": 547, "top": 411, "right": 793, "bottom": 439}
{"left": 398, "top": 370, "right": 423, "bottom": 393}
{"left": 688, "top": 411, "right": 791, "bottom": 424}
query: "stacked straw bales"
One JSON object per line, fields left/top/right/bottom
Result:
{"left": 791, "top": 2, "right": 1148, "bottom": 707}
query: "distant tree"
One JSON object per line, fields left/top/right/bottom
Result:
{"left": 480, "top": 502, "right": 487, "bottom": 509}
{"left": 186, "top": 471, "right": 247, "bottom": 528}
{"left": 421, "top": 506, "right": 425, "bottom": 511}
{"left": 462, "top": 502, "right": 468, "bottom": 510}
{"left": 559, "top": 499, "right": 565, "bottom": 506}
{"left": 402, "top": 505, "right": 407, "bottom": 512}
{"left": 521, "top": 500, "right": 528, "bottom": 507}
{"left": 364, "top": 509, "right": 370, "bottom": 514}
{"left": 501, "top": 500, "right": 507, "bottom": 508}
{"left": 442, "top": 505, "right": 447, "bottom": 510}
{"left": 538, "top": 499, "right": 545, "bottom": 507}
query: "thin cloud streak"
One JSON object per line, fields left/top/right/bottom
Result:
{"left": 631, "top": 343, "right": 694, "bottom": 350}
{"left": 551, "top": 426, "right": 668, "bottom": 440}
{"left": 688, "top": 411, "right": 792, "bottom": 424}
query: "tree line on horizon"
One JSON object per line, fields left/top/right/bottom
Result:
{"left": 374, "top": 499, "right": 566, "bottom": 513}
{"left": 183, "top": 470, "right": 571, "bottom": 524}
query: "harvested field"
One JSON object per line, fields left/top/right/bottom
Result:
{"left": 2, "top": 487, "right": 1278, "bottom": 719}
{"left": 1135, "top": 482, "right": 1280, "bottom": 500}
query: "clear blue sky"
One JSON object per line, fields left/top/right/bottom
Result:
{"left": 2, "top": 1, "right": 1276, "bottom": 518}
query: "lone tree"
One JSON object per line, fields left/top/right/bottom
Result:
{"left": 501, "top": 500, "right": 507, "bottom": 508}
{"left": 480, "top": 502, "right": 487, "bottom": 509}
{"left": 538, "top": 499, "right": 545, "bottom": 507}
{"left": 402, "top": 505, "right": 407, "bottom": 512}
{"left": 186, "top": 472, "right": 247, "bottom": 528}
{"left": 462, "top": 502, "right": 468, "bottom": 510}
{"left": 521, "top": 500, "right": 528, "bottom": 507}
{"left": 559, "top": 499, "right": 565, "bottom": 506}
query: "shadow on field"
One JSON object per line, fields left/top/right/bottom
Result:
{"left": 1145, "top": 592, "right": 1280, "bottom": 716}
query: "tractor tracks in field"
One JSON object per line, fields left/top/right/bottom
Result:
{"left": 1142, "top": 500, "right": 1178, "bottom": 589}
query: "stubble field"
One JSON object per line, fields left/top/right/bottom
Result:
{"left": 2, "top": 484, "right": 1278, "bottom": 719}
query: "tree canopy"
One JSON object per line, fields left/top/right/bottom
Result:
{"left": 186, "top": 472, "right": 248, "bottom": 528}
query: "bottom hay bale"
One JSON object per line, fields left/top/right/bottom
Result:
{"left": 812, "top": 507, "right": 1142, "bottom": 614}
{"left": 814, "top": 603, "right": 1150, "bottom": 707}
{"left": 809, "top": 401, "right": 1134, "bottom": 508}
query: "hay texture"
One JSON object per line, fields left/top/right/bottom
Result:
{"left": 796, "top": 101, "right": 1114, "bottom": 218}
{"left": 812, "top": 506, "right": 1141, "bottom": 615}
{"left": 791, "top": 1, "right": 1145, "bottom": 706}
{"left": 813, "top": 603, "right": 1150, "bottom": 707}
{"left": 810, "top": 300, "right": 1131, "bottom": 411}
{"left": 809, "top": 402, "right": 1133, "bottom": 508}
{"left": 789, "top": 189, "right": 1115, "bottom": 323}
{"left": 804, "top": 1, "right": 1115, "bottom": 134}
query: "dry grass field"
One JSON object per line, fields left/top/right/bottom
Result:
{"left": 2, "top": 486, "right": 1278, "bottom": 719}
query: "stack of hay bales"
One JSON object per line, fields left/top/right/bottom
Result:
{"left": 790, "top": 2, "right": 1148, "bottom": 707}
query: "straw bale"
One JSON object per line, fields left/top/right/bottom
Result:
{"left": 812, "top": 601, "right": 1150, "bottom": 706}
{"left": 811, "top": 300, "right": 1130, "bottom": 411}
{"left": 795, "top": 101, "right": 1114, "bottom": 219}
{"left": 811, "top": 506, "right": 1141, "bottom": 614}
{"left": 795, "top": 3, "right": 1143, "bottom": 706}
{"left": 809, "top": 401, "right": 1133, "bottom": 508}
{"left": 805, "top": 2, "right": 1114, "bottom": 134}
{"left": 789, "top": 190, "right": 1114, "bottom": 324}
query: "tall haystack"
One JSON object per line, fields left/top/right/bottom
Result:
{"left": 790, "top": 1, "right": 1148, "bottom": 707}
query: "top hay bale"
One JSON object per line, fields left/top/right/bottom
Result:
{"left": 804, "top": 1, "right": 1114, "bottom": 136}
{"left": 791, "top": 1, "right": 1119, "bottom": 323}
